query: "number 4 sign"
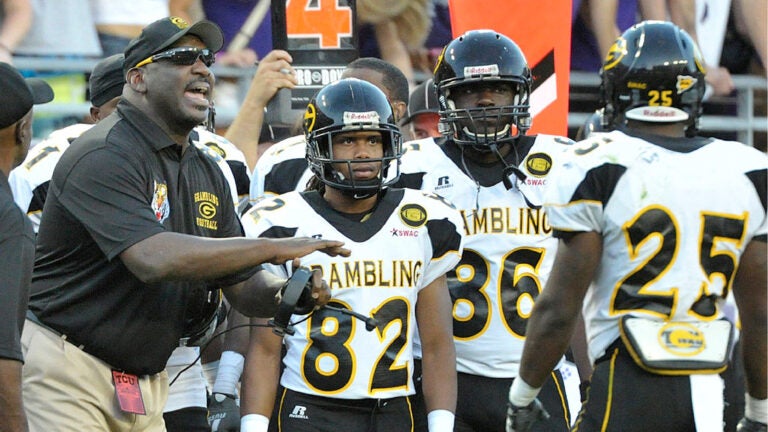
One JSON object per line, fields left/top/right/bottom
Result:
{"left": 286, "top": 0, "right": 353, "bottom": 49}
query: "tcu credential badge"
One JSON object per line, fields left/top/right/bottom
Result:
{"left": 152, "top": 181, "right": 170, "bottom": 223}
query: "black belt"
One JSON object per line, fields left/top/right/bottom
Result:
{"left": 26, "top": 310, "right": 87, "bottom": 350}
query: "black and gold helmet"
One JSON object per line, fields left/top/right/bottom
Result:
{"left": 303, "top": 78, "right": 402, "bottom": 195}
{"left": 600, "top": 20, "right": 706, "bottom": 136}
{"left": 433, "top": 29, "right": 532, "bottom": 148}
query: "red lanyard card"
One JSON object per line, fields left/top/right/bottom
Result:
{"left": 112, "top": 370, "right": 146, "bottom": 415}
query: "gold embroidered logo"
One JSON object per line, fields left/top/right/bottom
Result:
{"left": 400, "top": 204, "right": 427, "bottom": 228}
{"left": 194, "top": 191, "right": 219, "bottom": 230}
{"left": 205, "top": 142, "right": 226, "bottom": 158}
{"left": 525, "top": 153, "right": 553, "bottom": 177}
{"left": 170, "top": 17, "right": 189, "bottom": 29}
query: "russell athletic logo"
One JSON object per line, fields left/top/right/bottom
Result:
{"left": 289, "top": 405, "right": 309, "bottom": 420}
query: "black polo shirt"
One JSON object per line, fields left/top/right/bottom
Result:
{"left": 0, "top": 175, "right": 34, "bottom": 362}
{"left": 29, "top": 100, "right": 258, "bottom": 375}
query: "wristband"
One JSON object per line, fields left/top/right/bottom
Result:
{"left": 241, "top": 414, "right": 270, "bottom": 432}
{"left": 508, "top": 376, "right": 542, "bottom": 407}
{"left": 427, "top": 409, "right": 454, "bottom": 432}
{"left": 212, "top": 351, "right": 245, "bottom": 396}
{"left": 745, "top": 395, "right": 768, "bottom": 423}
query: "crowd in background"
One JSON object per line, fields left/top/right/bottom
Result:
{"left": 0, "top": 0, "right": 765, "bottom": 145}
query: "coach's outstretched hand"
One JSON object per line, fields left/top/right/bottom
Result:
{"left": 506, "top": 398, "right": 550, "bottom": 432}
{"left": 266, "top": 237, "right": 351, "bottom": 264}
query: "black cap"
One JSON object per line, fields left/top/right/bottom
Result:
{"left": 123, "top": 16, "right": 224, "bottom": 75}
{"left": 89, "top": 54, "right": 126, "bottom": 107}
{"left": 401, "top": 78, "right": 439, "bottom": 125}
{"left": 0, "top": 62, "right": 54, "bottom": 129}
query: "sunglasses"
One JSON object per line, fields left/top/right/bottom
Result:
{"left": 135, "top": 47, "right": 215, "bottom": 68}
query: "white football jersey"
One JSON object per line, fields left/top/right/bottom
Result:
{"left": 9, "top": 125, "right": 240, "bottom": 231}
{"left": 544, "top": 130, "right": 768, "bottom": 363}
{"left": 241, "top": 188, "right": 464, "bottom": 399}
{"left": 398, "top": 135, "right": 573, "bottom": 377}
{"left": 248, "top": 134, "right": 312, "bottom": 204}
{"left": 190, "top": 128, "right": 242, "bottom": 212}
{"left": 9, "top": 123, "right": 92, "bottom": 231}
{"left": 193, "top": 129, "right": 250, "bottom": 213}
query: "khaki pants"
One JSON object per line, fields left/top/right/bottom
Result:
{"left": 21, "top": 319, "right": 169, "bottom": 431}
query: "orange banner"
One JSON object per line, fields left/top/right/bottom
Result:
{"left": 448, "top": 0, "right": 572, "bottom": 136}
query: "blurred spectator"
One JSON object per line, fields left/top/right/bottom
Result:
{"left": 13, "top": 0, "right": 101, "bottom": 138}
{"left": 410, "top": 0, "right": 452, "bottom": 78}
{"left": 13, "top": 0, "right": 100, "bottom": 58}
{"left": 400, "top": 77, "right": 441, "bottom": 141}
{"left": 89, "top": 0, "right": 171, "bottom": 56}
{"left": 725, "top": 0, "right": 767, "bottom": 76}
{"left": 640, "top": 0, "right": 735, "bottom": 97}
{"left": 0, "top": 0, "right": 32, "bottom": 64}
{"left": 224, "top": 49, "right": 298, "bottom": 171}
{"left": 172, "top": 0, "right": 271, "bottom": 65}
{"left": 357, "top": 0, "right": 432, "bottom": 87}
{"left": 570, "top": 0, "right": 638, "bottom": 73}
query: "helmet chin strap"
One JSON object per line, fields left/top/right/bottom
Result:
{"left": 488, "top": 143, "right": 527, "bottom": 189}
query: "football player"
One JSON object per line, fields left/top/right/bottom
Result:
{"left": 239, "top": 78, "right": 464, "bottom": 432}
{"left": 393, "top": 29, "right": 579, "bottom": 432}
{"left": 507, "top": 21, "right": 767, "bottom": 432}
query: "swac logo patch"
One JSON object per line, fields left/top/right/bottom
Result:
{"left": 304, "top": 103, "right": 316, "bottom": 133}
{"left": 400, "top": 204, "right": 427, "bottom": 228}
{"left": 676, "top": 75, "right": 698, "bottom": 94}
{"left": 525, "top": 153, "right": 553, "bottom": 177}
{"left": 603, "top": 37, "right": 627, "bottom": 71}
{"left": 658, "top": 323, "right": 705, "bottom": 356}
{"left": 152, "top": 181, "right": 170, "bottom": 223}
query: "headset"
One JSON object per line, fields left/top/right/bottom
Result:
{"left": 170, "top": 267, "right": 378, "bottom": 386}
{"left": 269, "top": 266, "right": 378, "bottom": 336}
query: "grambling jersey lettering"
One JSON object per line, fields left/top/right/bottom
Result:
{"left": 544, "top": 130, "right": 768, "bottom": 363}
{"left": 398, "top": 136, "right": 572, "bottom": 377}
{"left": 241, "top": 188, "right": 464, "bottom": 399}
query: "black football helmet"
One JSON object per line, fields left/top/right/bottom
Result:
{"left": 433, "top": 29, "right": 532, "bottom": 149}
{"left": 600, "top": 20, "right": 706, "bottom": 136}
{"left": 304, "top": 78, "right": 402, "bottom": 196}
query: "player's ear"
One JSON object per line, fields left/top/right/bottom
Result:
{"left": 126, "top": 67, "right": 147, "bottom": 92}
{"left": 392, "top": 101, "right": 407, "bottom": 123}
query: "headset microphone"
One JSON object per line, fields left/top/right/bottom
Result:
{"left": 323, "top": 305, "right": 378, "bottom": 332}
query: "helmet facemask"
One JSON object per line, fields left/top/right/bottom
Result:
{"left": 439, "top": 79, "right": 531, "bottom": 150}
{"left": 307, "top": 124, "right": 402, "bottom": 199}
